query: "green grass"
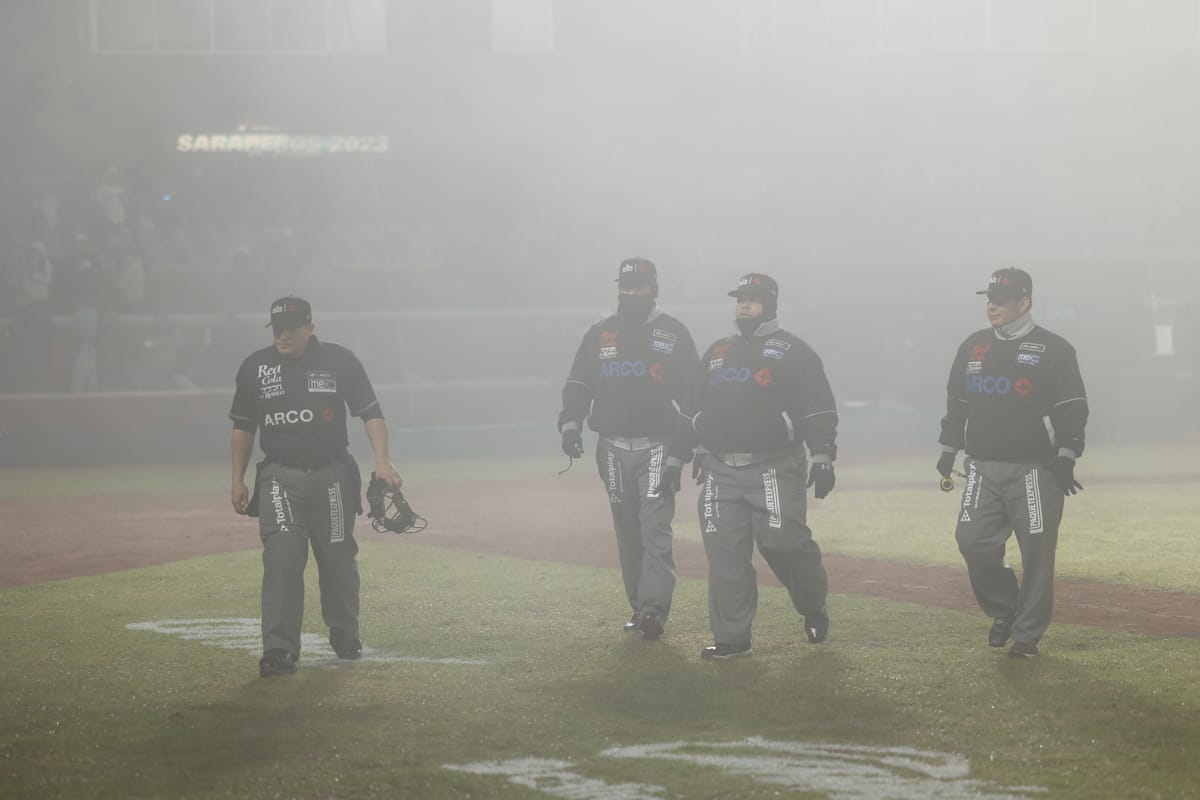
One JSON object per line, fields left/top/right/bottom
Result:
{"left": 3, "top": 544, "right": 1200, "bottom": 799}
{"left": 812, "top": 483, "right": 1200, "bottom": 592}
{"left": 659, "top": 443, "right": 1200, "bottom": 594}
{"left": 677, "top": 471, "right": 1200, "bottom": 594}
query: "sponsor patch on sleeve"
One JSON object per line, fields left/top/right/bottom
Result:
{"left": 966, "top": 360, "right": 983, "bottom": 374}
{"left": 709, "top": 358, "right": 724, "bottom": 370}
{"left": 764, "top": 338, "right": 791, "bottom": 351}
{"left": 1016, "top": 353, "right": 1041, "bottom": 366}
{"left": 599, "top": 346, "right": 617, "bottom": 359}
{"left": 760, "top": 348, "right": 785, "bottom": 360}
{"left": 652, "top": 339, "right": 676, "bottom": 354}
{"left": 1019, "top": 342, "right": 1046, "bottom": 353}
{"left": 652, "top": 328, "right": 677, "bottom": 342}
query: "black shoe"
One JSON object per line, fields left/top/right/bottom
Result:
{"left": 259, "top": 649, "right": 298, "bottom": 677}
{"left": 1008, "top": 641, "right": 1040, "bottom": 658}
{"left": 330, "top": 629, "right": 363, "bottom": 660}
{"left": 988, "top": 615, "right": 1015, "bottom": 648}
{"left": 804, "top": 606, "right": 830, "bottom": 644}
{"left": 640, "top": 612, "right": 664, "bottom": 641}
{"left": 622, "top": 613, "right": 641, "bottom": 632}
{"left": 701, "top": 643, "right": 752, "bottom": 660}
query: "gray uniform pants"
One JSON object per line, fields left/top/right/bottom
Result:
{"left": 698, "top": 450, "right": 827, "bottom": 646}
{"left": 256, "top": 461, "right": 359, "bottom": 657}
{"left": 596, "top": 438, "right": 677, "bottom": 622}
{"left": 955, "top": 457, "right": 1064, "bottom": 646}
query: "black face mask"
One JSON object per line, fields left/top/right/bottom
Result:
{"left": 617, "top": 294, "right": 654, "bottom": 323}
{"left": 735, "top": 317, "right": 762, "bottom": 337}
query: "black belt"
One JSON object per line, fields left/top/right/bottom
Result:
{"left": 268, "top": 453, "right": 344, "bottom": 472}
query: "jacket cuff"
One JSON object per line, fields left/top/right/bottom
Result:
{"left": 1057, "top": 448, "right": 1079, "bottom": 461}
{"left": 811, "top": 453, "right": 833, "bottom": 465}
{"left": 666, "top": 456, "right": 684, "bottom": 469}
{"left": 560, "top": 420, "right": 580, "bottom": 434}
{"left": 941, "top": 445, "right": 959, "bottom": 454}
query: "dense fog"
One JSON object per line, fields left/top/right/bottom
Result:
{"left": 1, "top": 1, "right": 1197, "bottom": 461}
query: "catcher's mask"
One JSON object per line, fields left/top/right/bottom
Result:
{"left": 366, "top": 474, "right": 427, "bottom": 534}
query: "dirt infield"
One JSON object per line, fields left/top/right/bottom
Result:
{"left": 3, "top": 471, "right": 1197, "bottom": 639}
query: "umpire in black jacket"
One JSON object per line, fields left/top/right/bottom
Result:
{"left": 558, "top": 258, "right": 699, "bottom": 641}
{"left": 230, "top": 297, "right": 403, "bottom": 677}
{"left": 938, "top": 268, "right": 1089, "bottom": 658}
{"left": 690, "top": 273, "right": 838, "bottom": 660}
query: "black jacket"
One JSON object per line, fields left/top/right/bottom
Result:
{"left": 229, "top": 336, "right": 383, "bottom": 462}
{"left": 559, "top": 308, "right": 699, "bottom": 461}
{"left": 940, "top": 325, "right": 1088, "bottom": 463}
{"left": 691, "top": 318, "right": 838, "bottom": 458}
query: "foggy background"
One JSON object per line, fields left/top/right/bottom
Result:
{"left": 0, "top": 0, "right": 1197, "bottom": 465}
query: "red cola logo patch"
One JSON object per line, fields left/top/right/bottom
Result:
{"left": 1014, "top": 377, "right": 1033, "bottom": 397}
{"left": 754, "top": 368, "right": 773, "bottom": 387}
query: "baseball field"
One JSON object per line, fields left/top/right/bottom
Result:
{"left": 2, "top": 443, "right": 1199, "bottom": 799}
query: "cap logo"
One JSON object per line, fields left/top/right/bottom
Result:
{"left": 752, "top": 277, "right": 762, "bottom": 286}
{"left": 1000, "top": 277, "right": 1011, "bottom": 287}
{"left": 272, "top": 303, "right": 285, "bottom": 314}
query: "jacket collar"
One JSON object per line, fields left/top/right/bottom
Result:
{"left": 993, "top": 313, "right": 1035, "bottom": 341}
{"left": 733, "top": 316, "right": 781, "bottom": 339}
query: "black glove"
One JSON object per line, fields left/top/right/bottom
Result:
{"left": 936, "top": 451, "right": 957, "bottom": 479}
{"left": 692, "top": 454, "right": 707, "bottom": 485}
{"left": 1053, "top": 456, "right": 1083, "bottom": 496}
{"left": 561, "top": 428, "right": 584, "bottom": 458}
{"left": 661, "top": 464, "right": 682, "bottom": 496}
{"left": 807, "top": 462, "right": 836, "bottom": 499}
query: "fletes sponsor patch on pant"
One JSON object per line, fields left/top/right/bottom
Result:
{"left": 1024, "top": 469, "right": 1044, "bottom": 535}
{"left": 763, "top": 467, "right": 782, "bottom": 529}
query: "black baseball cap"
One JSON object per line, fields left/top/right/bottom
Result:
{"left": 266, "top": 296, "right": 312, "bottom": 328}
{"left": 976, "top": 268, "right": 1032, "bottom": 304}
{"left": 728, "top": 272, "right": 779, "bottom": 302}
{"left": 615, "top": 257, "right": 658, "bottom": 287}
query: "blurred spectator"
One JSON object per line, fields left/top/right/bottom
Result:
{"left": 28, "top": 189, "right": 62, "bottom": 250}
{"left": 92, "top": 166, "right": 127, "bottom": 228}
{"left": 8, "top": 240, "right": 54, "bottom": 312}
{"left": 67, "top": 305, "right": 99, "bottom": 393}
{"left": 138, "top": 316, "right": 198, "bottom": 390}
{"left": 55, "top": 234, "right": 109, "bottom": 314}
{"left": 107, "top": 226, "right": 147, "bottom": 313}
{"left": 4, "top": 241, "right": 56, "bottom": 393}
